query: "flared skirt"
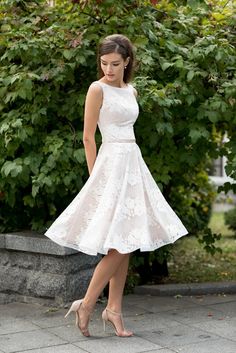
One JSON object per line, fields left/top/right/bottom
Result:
{"left": 45, "top": 142, "right": 188, "bottom": 255}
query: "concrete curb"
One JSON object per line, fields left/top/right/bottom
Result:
{"left": 134, "top": 281, "right": 236, "bottom": 296}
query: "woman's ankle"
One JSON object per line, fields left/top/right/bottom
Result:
{"left": 106, "top": 304, "right": 122, "bottom": 314}
{"left": 82, "top": 298, "right": 95, "bottom": 313}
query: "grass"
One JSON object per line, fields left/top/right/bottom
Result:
{"left": 163, "top": 211, "right": 236, "bottom": 284}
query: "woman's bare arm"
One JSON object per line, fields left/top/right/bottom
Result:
{"left": 83, "top": 83, "right": 103, "bottom": 175}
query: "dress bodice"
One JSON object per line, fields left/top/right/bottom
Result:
{"left": 93, "top": 81, "right": 139, "bottom": 142}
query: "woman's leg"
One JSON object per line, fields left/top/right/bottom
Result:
{"left": 103, "top": 254, "right": 132, "bottom": 335}
{"left": 107, "top": 254, "right": 130, "bottom": 313}
{"left": 79, "top": 250, "right": 129, "bottom": 331}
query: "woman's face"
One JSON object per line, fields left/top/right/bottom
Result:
{"left": 100, "top": 52, "right": 129, "bottom": 84}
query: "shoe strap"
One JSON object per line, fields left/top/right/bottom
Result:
{"left": 106, "top": 307, "right": 122, "bottom": 317}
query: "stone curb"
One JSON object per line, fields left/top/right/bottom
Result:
{"left": 0, "top": 231, "right": 101, "bottom": 305}
{"left": 134, "top": 281, "right": 236, "bottom": 296}
{"left": 0, "top": 232, "right": 78, "bottom": 255}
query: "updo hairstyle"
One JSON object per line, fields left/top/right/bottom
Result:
{"left": 97, "top": 34, "right": 134, "bottom": 83}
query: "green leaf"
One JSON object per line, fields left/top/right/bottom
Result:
{"left": 206, "top": 111, "right": 219, "bottom": 123}
{"left": 63, "top": 50, "right": 73, "bottom": 60}
{"left": 23, "top": 195, "right": 35, "bottom": 208}
{"left": 187, "top": 70, "right": 195, "bottom": 82}
{"left": 1, "top": 161, "right": 22, "bottom": 177}
{"left": 74, "top": 149, "right": 85, "bottom": 163}
{"left": 18, "top": 88, "right": 27, "bottom": 99}
{"left": 205, "top": 44, "right": 217, "bottom": 55}
{"left": 32, "top": 184, "right": 39, "bottom": 198}
{"left": 189, "top": 127, "right": 209, "bottom": 143}
{"left": 134, "top": 37, "right": 149, "bottom": 47}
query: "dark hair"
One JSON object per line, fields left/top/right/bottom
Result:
{"left": 97, "top": 34, "right": 134, "bottom": 83}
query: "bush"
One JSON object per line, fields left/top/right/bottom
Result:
{"left": 0, "top": 0, "right": 92, "bottom": 231}
{"left": 224, "top": 208, "right": 236, "bottom": 234}
{"left": 168, "top": 170, "right": 216, "bottom": 235}
{"left": 1, "top": 0, "right": 235, "bottom": 263}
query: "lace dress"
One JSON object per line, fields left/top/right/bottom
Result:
{"left": 45, "top": 81, "right": 188, "bottom": 255}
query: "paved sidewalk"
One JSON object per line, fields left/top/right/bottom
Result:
{"left": 0, "top": 293, "right": 236, "bottom": 353}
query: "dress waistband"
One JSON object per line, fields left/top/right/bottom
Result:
{"left": 102, "top": 139, "right": 136, "bottom": 143}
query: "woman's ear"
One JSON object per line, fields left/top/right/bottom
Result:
{"left": 125, "top": 57, "right": 130, "bottom": 67}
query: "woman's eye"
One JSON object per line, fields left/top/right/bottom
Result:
{"left": 101, "top": 63, "right": 120, "bottom": 66}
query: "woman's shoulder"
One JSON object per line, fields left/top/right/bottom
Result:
{"left": 89, "top": 81, "right": 103, "bottom": 90}
{"left": 128, "top": 83, "right": 138, "bottom": 98}
{"left": 87, "top": 81, "right": 103, "bottom": 95}
{"left": 85, "top": 81, "right": 103, "bottom": 102}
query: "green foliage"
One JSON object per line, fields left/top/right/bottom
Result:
{"left": 169, "top": 170, "right": 216, "bottom": 234}
{"left": 197, "top": 227, "right": 222, "bottom": 255}
{"left": 0, "top": 1, "right": 235, "bottom": 265}
{"left": 224, "top": 207, "right": 236, "bottom": 234}
{"left": 0, "top": 0, "right": 91, "bottom": 231}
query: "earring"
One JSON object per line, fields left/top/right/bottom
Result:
{"left": 124, "top": 66, "right": 127, "bottom": 69}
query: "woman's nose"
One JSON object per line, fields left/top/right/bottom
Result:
{"left": 107, "top": 65, "right": 113, "bottom": 72}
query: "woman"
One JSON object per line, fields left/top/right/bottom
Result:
{"left": 45, "top": 34, "right": 188, "bottom": 337}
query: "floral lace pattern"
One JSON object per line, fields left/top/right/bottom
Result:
{"left": 45, "top": 82, "right": 188, "bottom": 255}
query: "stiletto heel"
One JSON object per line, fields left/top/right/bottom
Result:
{"left": 65, "top": 299, "right": 91, "bottom": 337}
{"left": 64, "top": 299, "right": 82, "bottom": 318}
{"left": 103, "top": 317, "right": 106, "bottom": 332}
{"left": 101, "top": 307, "right": 133, "bottom": 337}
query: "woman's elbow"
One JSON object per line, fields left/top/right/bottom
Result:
{"left": 83, "top": 135, "right": 95, "bottom": 146}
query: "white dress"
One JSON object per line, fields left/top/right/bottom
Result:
{"left": 45, "top": 81, "right": 188, "bottom": 255}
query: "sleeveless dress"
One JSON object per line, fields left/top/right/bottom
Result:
{"left": 45, "top": 81, "right": 188, "bottom": 255}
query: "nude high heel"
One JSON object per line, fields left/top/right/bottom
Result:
{"left": 65, "top": 299, "right": 90, "bottom": 337}
{"left": 102, "top": 307, "right": 133, "bottom": 337}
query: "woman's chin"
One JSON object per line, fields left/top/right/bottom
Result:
{"left": 106, "top": 76, "right": 115, "bottom": 81}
